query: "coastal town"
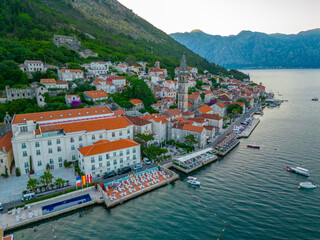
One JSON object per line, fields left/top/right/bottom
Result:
{"left": 0, "top": 34, "right": 270, "bottom": 238}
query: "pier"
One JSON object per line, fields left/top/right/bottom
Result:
{"left": 237, "top": 118, "right": 260, "bottom": 138}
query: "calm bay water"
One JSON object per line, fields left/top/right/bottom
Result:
{"left": 12, "top": 69, "right": 320, "bottom": 240}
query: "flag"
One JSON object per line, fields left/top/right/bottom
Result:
{"left": 76, "top": 177, "right": 81, "bottom": 187}
{"left": 82, "top": 175, "right": 86, "bottom": 185}
{"left": 86, "top": 174, "right": 92, "bottom": 184}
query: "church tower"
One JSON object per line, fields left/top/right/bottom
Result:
{"left": 177, "top": 54, "right": 189, "bottom": 113}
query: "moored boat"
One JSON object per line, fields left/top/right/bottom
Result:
{"left": 299, "top": 182, "right": 316, "bottom": 189}
{"left": 247, "top": 144, "right": 260, "bottom": 149}
{"left": 187, "top": 179, "right": 201, "bottom": 185}
{"left": 188, "top": 176, "right": 197, "bottom": 181}
{"left": 291, "top": 167, "right": 310, "bottom": 177}
{"left": 311, "top": 97, "right": 318, "bottom": 101}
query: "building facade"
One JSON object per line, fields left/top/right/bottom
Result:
{"left": 177, "top": 54, "right": 189, "bottom": 113}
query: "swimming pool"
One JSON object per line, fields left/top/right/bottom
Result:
{"left": 42, "top": 194, "right": 92, "bottom": 215}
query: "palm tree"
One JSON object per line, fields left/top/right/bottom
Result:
{"left": 228, "top": 113, "right": 233, "bottom": 123}
{"left": 27, "top": 178, "right": 38, "bottom": 192}
{"left": 232, "top": 109, "right": 238, "bottom": 120}
{"left": 40, "top": 171, "right": 54, "bottom": 187}
{"left": 55, "top": 178, "right": 65, "bottom": 188}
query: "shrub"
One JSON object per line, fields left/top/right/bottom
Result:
{"left": 15, "top": 167, "right": 21, "bottom": 176}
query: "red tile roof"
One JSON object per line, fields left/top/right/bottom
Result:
{"left": 130, "top": 99, "right": 143, "bottom": 105}
{"left": 164, "top": 108, "right": 182, "bottom": 117}
{"left": 84, "top": 90, "right": 108, "bottom": 98}
{"left": 113, "top": 109, "right": 125, "bottom": 116}
{"left": 40, "top": 78, "right": 56, "bottom": 84}
{"left": 56, "top": 81, "right": 68, "bottom": 85}
{"left": 60, "top": 69, "right": 83, "bottom": 73}
{"left": 182, "top": 111, "right": 194, "bottom": 116}
{"left": 13, "top": 107, "right": 113, "bottom": 124}
{"left": 126, "top": 115, "right": 151, "bottom": 126}
{"left": 182, "top": 124, "right": 204, "bottom": 133}
{"left": 197, "top": 105, "right": 212, "bottom": 114}
{"left": 78, "top": 139, "right": 139, "bottom": 157}
{"left": 215, "top": 102, "right": 227, "bottom": 109}
{"left": 40, "top": 116, "right": 132, "bottom": 134}
{"left": 0, "top": 132, "right": 13, "bottom": 152}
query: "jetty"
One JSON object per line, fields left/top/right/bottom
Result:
{"left": 237, "top": 118, "right": 260, "bottom": 138}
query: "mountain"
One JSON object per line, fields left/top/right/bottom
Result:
{"left": 170, "top": 29, "right": 320, "bottom": 69}
{"left": 0, "top": 0, "right": 248, "bottom": 79}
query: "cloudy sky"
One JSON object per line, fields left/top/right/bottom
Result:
{"left": 118, "top": 0, "right": 320, "bottom": 36}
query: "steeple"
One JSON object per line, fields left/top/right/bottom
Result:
{"left": 180, "top": 53, "right": 187, "bottom": 72}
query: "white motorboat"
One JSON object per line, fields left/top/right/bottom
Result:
{"left": 188, "top": 176, "right": 197, "bottom": 181}
{"left": 187, "top": 180, "right": 201, "bottom": 186}
{"left": 291, "top": 167, "right": 310, "bottom": 177}
{"left": 299, "top": 182, "right": 316, "bottom": 189}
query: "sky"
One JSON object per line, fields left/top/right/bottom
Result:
{"left": 118, "top": 0, "right": 320, "bottom": 36}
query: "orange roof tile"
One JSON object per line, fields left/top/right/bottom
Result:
{"left": 215, "top": 102, "right": 227, "bottom": 109}
{"left": 66, "top": 94, "right": 80, "bottom": 99}
{"left": 40, "top": 116, "right": 132, "bottom": 134}
{"left": 188, "top": 102, "right": 193, "bottom": 107}
{"left": 0, "top": 132, "right": 13, "bottom": 152}
{"left": 13, "top": 106, "right": 113, "bottom": 124}
{"left": 182, "top": 124, "right": 204, "bottom": 133}
{"left": 165, "top": 108, "right": 182, "bottom": 117}
{"left": 84, "top": 90, "right": 108, "bottom": 98}
{"left": 56, "top": 81, "right": 68, "bottom": 85}
{"left": 197, "top": 105, "right": 212, "bottom": 114}
{"left": 78, "top": 139, "right": 139, "bottom": 157}
{"left": 60, "top": 69, "right": 83, "bottom": 73}
{"left": 113, "top": 109, "right": 125, "bottom": 116}
{"left": 130, "top": 99, "right": 143, "bottom": 105}
{"left": 40, "top": 78, "right": 56, "bottom": 84}
{"left": 182, "top": 111, "right": 194, "bottom": 116}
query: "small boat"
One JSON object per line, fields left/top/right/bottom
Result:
{"left": 188, "top": 176, "right": 197, "bottom": 181}
{"left": 247, "top": 144, "right": 260, "bottom": 149}
{"left": 291, "top": 167, "right": 310, "bottom": 177}
{"left": 255, "top": 111, "right": 264, "bottom": 115}
{"left": 299, "top": 182, "right": 316, "bottom": 189}
{"left": 285, "top": 166, "right": 294, "bottom": 172}
{"left": 311, "top": 97, "right": 318, "bottom": 101}
{"left": 187, "top": 179, "right": 201, "bottom": 185}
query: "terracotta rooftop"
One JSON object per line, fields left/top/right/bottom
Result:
{"left": 56, "top": 81, "right": 68, "bottom": 85}
{"left": 0, "top": 132, "right": 13, "bottom": 152}
{"left": 13, "top": 106, "right": 113, "bottom": 124}
{"left": 78, "top": 138, "right": 139, "bottom": 157}
{"left": 84, "top": 90, "right": 108, "bottom": 98}
{"left": 215, "top": 102, "right": 227, "bottom": 109}
{"left": 130, "top": 99, "right": 143, "bottom": 105}
{"left": 126, "top": 115, "right": 151, "bottom": 126}
{"left": 164, "top": 108, "right": 182, "bottom": 117}
{"left": 113, "top": 109, "right": 125, "bottom": 116}
{"left": 40, "top": 78, "right": 56, "bottom": 84}
{"left": 197, "top": 105, "right": 212, "bottom": 114}
{"left": 40, "top": 116, "right": 132, "bottom": 134}
{"left": 182, "top": 124, "right": 204, "bottom": 133}
{"left": 60, "top": 69, "right": 83, "bottom": 73}
{"left": 182, "top": 111, "right": 194, "bottom": 116}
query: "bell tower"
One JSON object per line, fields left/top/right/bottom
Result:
{"left": 177, "top": 54, "right": 189, "bottom": 113}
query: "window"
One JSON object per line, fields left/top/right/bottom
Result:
{"left": 99, "top": 134, "right": 103, "bottom": 139}
{"left": 127, "top": 129, "right": 130, "bottom": 134}
{"left": 112, "top": 132, "right": 115, "bottom": 137}
{"left": 113, "top": 152, "right": 116, "bottom": 157}
{"left": 50, "top": 159, "right": 54, "bottom": 164}
{"left": 120, "top": 158, "right": 123, "bottom": 163}
{"left": 106, "top": 154, "right": 110, "bottom": 159}
{"left": 24, "top": 162, "right": 29, "bottom": 168}
{"left": 79, "top": 136, "right": 82, "bottom": 141}
{"left": 0, "top": 159, "right": 2, "bottom": 163}
{"left": 133, "top": 155, "right": 136, "bottom": 160}
{"left": 70, "top": 137, "right": 74, "bottom": 143}
{"left": 36, "top": 150, "right": 41, "bottom": 156}
{"left": 133, "top": 148, "right": 136, "bottom": 153}
{"left": 113, "top": 160, "right": 117, "bottom": 165}
{"left": 56, "top": 139, "right": 61, "bottom": 144}
{"left": 91, "top": 157, "right": 95, "bottom": 163}
{"left": 92, "top": 165, "right": 95, "bottom": 170}
{"left": 71, "top": 145, "right": 75, "bottom": 150}
{"left": 99, "top": 163, "right": 102, "bottom": 168}
{"left": 99, "top": 156, "right": 102, "bottom": 161}
{"left": 59, "top": 163, "right": 63, "bottom": 168}
{"left": 21, "top": 143, "right": 26, "bottom": 149}
{"left": 79, "top": 144, "right": 83, "bottom": 148}
{"left": 126, "top": 149, "right": 130, "bottom": 155}
{"left": 48, "top": 140, "right": 52, "bottom": 146}
{"left": 38, "top": 161, "right": 42, "bottom": 166}
{"left": 48, "top": 148, "right": 53, "bottom": 154}
{"left": 107, "top": 161, "right": 110, "bottom": 167}
{"left": 127, "top": 156, "right": 130, "bottom": 161}
{"left": 92, "top": 135, "right": 95, "bottom": 140}
{"left": 72, "top": 155, "right": 76, "bottom": 161}
{"left": 120, "top": 151, "right": 123, "bottom": 156}
{"left": 23, "top": 151, "right": 27, "bottom": 157}
{"left": 25, "top": 169, "right": 29, "bottom": 174}
{"left": 57, "top": 146, "right": 61, "bottom": 152}
{"left": 119, "top": 131, "right": 122, "bottom": 136}
{"left": 35, "top": 142, "right": 40, "bottom": 148}
{"left": 20, "top": 126, "right": 28, "bottom": 132}
{"left": 58, "top": 157, "right": 62, "bottom": 162}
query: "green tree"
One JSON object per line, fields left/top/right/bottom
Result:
{"left": 228, "top": 113, "right": 233, "bottom": 123}
{"left": 169, "top": 105, "right": 177, "bottom": 109}
{"left": 184, "top": 134, "right": 198, "bottom": 146}
{"left": 55, "top": 178, "right": 65, "bottom": 188}
{"left": 232, "top": 109, "right": 238, "bottom": 120}
{"left": 27, "top": 178, "right": 38, "bottom": 192}
{"left": 143, "top": 145, "right": 168, "bottom": 162}
{"left": 40, "top": 171, "right": 54, "bottom": 187}
{"left": 200, "top": 92, "right": 205, "bottom": 101}
{"left": 223, "top": 116, "right": 228, "bottom": 125}
{"left": 125, "top": 55, "right": 136, "bottom": 66}
{"left": 236, "top": 97, "right": 250, "bottom": 108}
{"left": 227, "top": 104, "right": 243, "bottom": 115}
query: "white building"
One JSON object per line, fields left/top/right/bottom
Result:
{"left": 40, "top": 79, "right": 56, "bottom": 89}
{"left": 89, "top": 62, "right": 109, "bottom": 75}
{"left": 78, "top": 139, "right": 140, "bottom": 177}
{"left": 58, "top": 69, "right": 84, "bottom": 81}
{"left": 140, "top": 114, "right": 169, "bottom": 142}
{"left": 93, "top": 79, "right": 116, "bottom": 94}
{"left": 20, "top": 60, "right": 44, "bottom": 73}
{"left": 11, "top": 107, "right": 134, "bottom": 175}
{"left": 65, "top": 94, "right": 81, "bottom": 107}
{"left": 84, "top": 90, "right": 108, "bottom": 102}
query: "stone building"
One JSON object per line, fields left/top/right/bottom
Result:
{"left": 177, "top": 54, "right": 189, "bottom": 113}
{"left": 53, "top": 35, "right": 81, "bottom": 50}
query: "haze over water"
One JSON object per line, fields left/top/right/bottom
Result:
{"left": 12, "top": 69, "right": 320, "bottom": 240}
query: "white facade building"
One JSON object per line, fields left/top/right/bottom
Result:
{"left": 11, "top": 107, "right": 134, "bottom": 175}
{"left": 58, "top": 69, "right": 84, "bottom": 81}
{"left": 78, "top": 139, "right": 140, "bottom": 176}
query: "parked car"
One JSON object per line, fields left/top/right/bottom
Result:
{"left": 22, "top": 192, "right": 35, "bottom": 202}
{"left": 0, "top": 202, "right": 3, "bottom": 211}
{"left": 143, "top": 157, "right": 152, "bottom": 165}
{"left": 118, "top": 166, "right": 131, "bottom": 175}
{"left": 133, "top": 164, "right": 142, "bottom": 171}
{"left": 103, "top": 171, "right": 116, "bottom": 179}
